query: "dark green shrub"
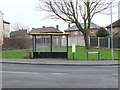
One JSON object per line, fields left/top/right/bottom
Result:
{"left": 96, "top": 27, "right": 109, "bottom": 37}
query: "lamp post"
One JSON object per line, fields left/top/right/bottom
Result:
{"left": 110, "top": 2, "right": 114, "bottom": 60}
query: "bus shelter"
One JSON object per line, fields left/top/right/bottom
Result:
{"left": 30, "top": 33, "right": 69, "bottom": 59}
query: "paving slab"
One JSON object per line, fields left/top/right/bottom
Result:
{"left": 0, "top": 58, "right": 119, "bottom": 66}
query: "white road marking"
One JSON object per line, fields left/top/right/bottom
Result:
{"left": 2, "top": 71, "right": 40, "bottom": 75}
{"left": 112, "top": 73, "right": 119, "bottom": 76}
{"left": 52, "top": 73, "right": 68, "bottom": 75}
{"left": 1, "top": 71, "right": 68, "bottom": 75}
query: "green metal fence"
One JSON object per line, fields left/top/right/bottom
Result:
{"left": 99, "top": 37, "right": 108, "bottom": 47}
{"left": 90, "top": 37, "right": 120, "bottom": 48}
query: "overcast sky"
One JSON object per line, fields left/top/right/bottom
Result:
{"left": 0, "top": 0, "right": 119, "bottom": 32}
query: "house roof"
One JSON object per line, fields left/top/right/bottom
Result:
{"left": 30, "top": 27, "right": 63, "bottom": 33}
{"left": 64, "top": 22, "right": 101, "bottom": 32}
{"left": 3, "top": 20, "right": 10, "bottom": 24}
{"left": 106, "top": 19, "right": 120, "bottom": 28}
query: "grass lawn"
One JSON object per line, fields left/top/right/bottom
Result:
{"left": 68, "top": 46, "right": 119, "bottom": 60}
{"left": 0, "top": 46, "right": 119, "bottom": 60}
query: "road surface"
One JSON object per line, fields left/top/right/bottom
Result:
{"left": 2, "top": 63, "right": 119, "bottom": 88}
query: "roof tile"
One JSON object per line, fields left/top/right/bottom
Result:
{"left": 30, "top": 27, "right": 63, "bottom": 33}
{"left": 64, "top": 22, "right": 100, "bottom": 32}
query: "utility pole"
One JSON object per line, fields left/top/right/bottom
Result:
{"left": 110, "top": 2, "right": 114, "bottom": 60}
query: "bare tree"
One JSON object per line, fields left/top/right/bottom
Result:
{"left": 12, "top": 21, "right": 29, "bottom": 31}
{"left": 36, "top": 0, "right": 118, "bottom": 49}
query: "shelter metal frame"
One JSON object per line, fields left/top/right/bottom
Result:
{"left": 30, "top": 33, "right": 69, "bottom": 59}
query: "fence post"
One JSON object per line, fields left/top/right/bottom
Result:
{"left": 98, "top": 37, "right": 100, "bottom": 48}
{"left": 89, "top": 36, "right": 90, "bottom": 46}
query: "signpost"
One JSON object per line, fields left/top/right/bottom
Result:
{"left": 72, "top": 44, "right": 76, "bottom": 60}
{"left": 87, "top": 51, "right": 100, "bottom": 60}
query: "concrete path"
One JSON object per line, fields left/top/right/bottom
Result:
{"left": 0, "top": 58, "right": 119, "bottom": 66}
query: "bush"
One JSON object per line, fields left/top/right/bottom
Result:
{"left": 96, "top": 27, "right": 109, "bottom": 37}
{"left": 3, "top": 37, "right": 32, "bottom": 50}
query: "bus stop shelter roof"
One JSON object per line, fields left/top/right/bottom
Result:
{"left": 30, "top": 33, "right": 70, "bottom": 35}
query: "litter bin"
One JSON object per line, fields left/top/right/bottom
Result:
{"left": 25, "top": 52, "right": 31, "bottom": 59}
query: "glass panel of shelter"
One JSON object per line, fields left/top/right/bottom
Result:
{"left": 34, "top": 35, "right": 67, "bottom": 53}
{"left": 52, "top": 35, "right": 67, "bottom": 52}
{"left": 36, "top": 35, "right": 51, "bottom": 52}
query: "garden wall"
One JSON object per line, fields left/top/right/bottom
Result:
{"left": 68, "top": 36, "right": 85, "bottom": 46}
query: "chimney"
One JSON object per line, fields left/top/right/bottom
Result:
{"left": 68, "top": 23, "right": 70, "bottom": 28}
{"left": 56, "top": 25, "right": 59, "bottom": 30}
{"left": 42, "top": 26, "right": 45, "bottom": 28}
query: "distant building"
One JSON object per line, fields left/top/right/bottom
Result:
{"left": 0, "top": 11, "right": 10, "bottom": 46}
{"left": 0, "top": 11, "right": 3, "bottom": 46}
{"left": 64, "top": 22, "right": 100, "bottom": 37}
{"left": 64, "top": 22, "right": 101, "bottom": 46}
{"left": 106, "top": 19, "right": 120, "bottom": 37}
{"left": 3, "top": 20, "right": 10, "bottom": 38}
{"left": 30, "top": 25, "right": 62, "bottom": 33}
{"left": 10, "top": 30, "right": 28, "bottom": 38}
{"left": 106, "top": 2, "right": 120, "bottom": 37}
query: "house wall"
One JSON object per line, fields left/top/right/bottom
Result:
{"left": 70, "top": 31, "right": 83, "bottom": 37}
{"left": 65, "top": 29, "right": 97, "bottom": 46}
{"left": 115, "top": 27, "right": 120, "bottom": 37}
{"left": 89, "top": 29, "right": 97, "bottom": 37}
{"left": 0, "top": 11, "right": 3, "bottom": 46}
{"left": 67, "top": 29, "right": 97, "bottom": 37}
{"left": 107, "top": 27, "right": 119, "bottom": 34}
{"left": 3, "top": 23, "right": 10, "bottom": 38}
{"left": 107, "top": 27, "right": 120, "bottom": 37}
{"left": 68, "top": 36, "right": 85, "bottom": 46}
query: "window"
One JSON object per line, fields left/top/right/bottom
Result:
{"left": 73, "top": 31, "right": 78, "bottom": 35}
{"left": 90, "top": 30, "right": 94, "bottom": 33}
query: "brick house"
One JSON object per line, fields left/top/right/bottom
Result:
{"left": 106, "top": 19, "right": 120, "bottom": 37}
{"left": 64, "top": 22, "right": 101, "bottom": 46}
{"left": 3, "top": 20, "right": 10, "bottom": 38}
{"left": 0, "top": 11, "right": 3, "bottom": 46}
{"left": 0, "top": 11, "right": 10, "bottom": 46}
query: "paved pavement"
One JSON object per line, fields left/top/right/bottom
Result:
{"left": 0, "top": 58, "right": 119, "bottom": 66}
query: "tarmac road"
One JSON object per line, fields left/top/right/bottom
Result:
{"left": 2, "top": 63, "right": 119, "bottom": 88}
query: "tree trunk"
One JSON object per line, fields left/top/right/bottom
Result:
{"left": 83, "top": 32, "right": 90, "bottom": 50}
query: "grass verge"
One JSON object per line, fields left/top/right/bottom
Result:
{"left": 0, "top": 46, "right": 119, "bottom": 60}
